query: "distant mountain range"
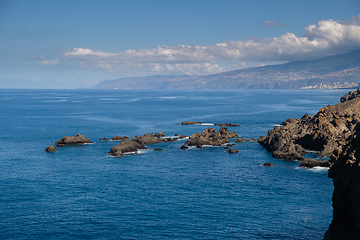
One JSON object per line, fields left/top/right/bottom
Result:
{"left": 92, "top": 49, "right": 360, "bottom": 90}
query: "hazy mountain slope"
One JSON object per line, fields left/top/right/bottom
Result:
{"left": 92, "top": 49, "right": 360, "bottom": 90}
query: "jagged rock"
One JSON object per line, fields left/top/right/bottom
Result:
{"left": 262, "top": 162, "right": 274, "bottom": 167}
{"left": 214, "top": 123, "right": 241, "bottom": 127}
{"left": 258, "top": 89, "right": 360, "bottom": 161}
{"left": 183, "top": 127, "right": 238, "bottom": 147}
{"left": 45, "top": 145, "right": 57, "bottom": 152}
{"left": 299, "top": 159, "right": 330, "bottom": 168}
{"left": 324, "top": 124, "right": 360, "bottom": 239}
{"left": 228, "top": 148, "right": 239, "bottom": 153}
{"left": 55, "top": 133, "right": 92, "bottom": 146}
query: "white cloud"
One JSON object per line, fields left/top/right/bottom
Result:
{"left": 61, "top": 15, "right": 360, "bottom": 76}
{"left": 39, "top": 59, "right": 59, "bottom": 65}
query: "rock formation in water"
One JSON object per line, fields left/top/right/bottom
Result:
{"left": 55, "top": 133, "right": 93, "bottom": 147}
{"left": 324, "top": 124, "right": 360, "bottom": 239}
{"left": 181, "top": 127, "right": 238, "bottom": 148}
{"left": 258, "top": 89, "right": 360, "bottom": 164}
{"left": 214, "top": 123, "right": 241, "bottom": 127}
{"left": 178, "top": 121, "right": 203, "bottom": 125}
{"left": 108, "top": 132, "right": 187, "bottom": 156}
{"left": 228, "top": 148, "right": 239, "bottom": 153}
{"left": 45, "top": 145, "right": 57, "bottom": 152}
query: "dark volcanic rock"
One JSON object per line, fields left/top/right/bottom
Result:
{"left": 214, "top": 123, "right": 241, "bottom": 127}
{"left": 340, "top": 88, "right": 360, "bottom": 103}
{"left": 228, "top": 148, "right": 239, "bottom": 153}
{"left": 262, "top": 162, "right": 274, "bottom": 166}
{"left": 55, "top": 133, "right": 92, "bottom": 146}
{"left": 180, "top": 145, "right": 189, "bottom": 149}
{"left": 45, "top": 145, "right": 57, "bottom": 152}
{"left": 258, "top": 90, "right": 360, "bottom": 161}
{"left": 183, "top": 127, "right": 238, "bottom": 147}
{"left": 324, "top": 124, "right": 360, "bottom": 240}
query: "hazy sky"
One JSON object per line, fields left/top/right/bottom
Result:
{"left": 1, "top": 0, "right": 360, "bottom": 89}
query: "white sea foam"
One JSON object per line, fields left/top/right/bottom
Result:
{"left": 200, "top": 123, "right": 214, "bottom": 126}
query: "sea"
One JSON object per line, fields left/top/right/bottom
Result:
{"left": 0, "top": 89, "right": 353, "bottom": 239}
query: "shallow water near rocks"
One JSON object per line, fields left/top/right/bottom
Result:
{"left": 0, "top": 89, "right": 351, "bottom": 239}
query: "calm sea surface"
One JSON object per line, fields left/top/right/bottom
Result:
{"left": 0, "top": 89, "right": 352, "bottom": 239}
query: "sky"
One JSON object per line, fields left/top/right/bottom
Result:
{"left": 0, "top": 0, "right": 360, "bottom": 89}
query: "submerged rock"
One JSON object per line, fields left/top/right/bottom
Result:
{"left": 235, "top": 138, "right": 251, "bottom": 143}
{"left": 178, "top": 121, "right": 203, "bottom": 125}
{"left": 214, "top": 123, "right": 241, "bottom": 127}
{"left": 154, "top": 148, "right": 163, "bottom": 151}
{"left": 55, "top": 133, "right": 92, "bottom": 146}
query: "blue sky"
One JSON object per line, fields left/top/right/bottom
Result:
{"left": 1, "top": 0, "right": 359, "bottom": 89}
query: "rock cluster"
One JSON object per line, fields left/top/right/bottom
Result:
{"left": 324, "top": 124, "right": 360, "bottom": 240}
{"left": 258, "top": 90, "right": 360, "bottom": 165}
{"left": 108, "top": 132, "right": 187, "bottom": 157}
{"left": 181, "top": 127, "right": 238, "bottom": 148}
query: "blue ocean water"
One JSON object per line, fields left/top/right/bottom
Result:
{"left": 0, "top": 89, "right": 352, "bottom": 239}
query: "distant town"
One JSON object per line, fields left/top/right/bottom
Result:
{"left": 300, "top": 82, "right": 359, "bottom": 90}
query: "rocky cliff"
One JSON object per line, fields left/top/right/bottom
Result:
{"left": 324, "top": 124, "right": 360, "bottom": 239}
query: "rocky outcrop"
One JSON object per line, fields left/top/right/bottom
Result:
{"left": 45, "top": 145, "right": 57, "bottom": 152}
{"left": 340, "top": 88, "right": 360, "bottom": 103}
{"left": 299, "top": 158, "right": 331, "bottom": 168}
{"left": 181, "top": 127, "right": 238, "bottom": 148}
{"left": 258, "top": 90, "right": 360, "bottom": 161}
{"left": 55, "top": 134, "right": 93, "bottom": 146}
{"left": 108, "top": 139, "right": 146, "bottom": 157}
{"left": 324, "top": 124, "right": 360, "bottom": 239}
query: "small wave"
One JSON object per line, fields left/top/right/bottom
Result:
{"left": 271, "top": 124, "right": 282, "bottom": 127}
{"left": 200, "top": 123, "right": 215, "bottom": 126}
{"left": 44, "top": 99, "right": 68, "bottom": 103}
{"left": 295, "top": 166, "right": 329, "bottom": 172}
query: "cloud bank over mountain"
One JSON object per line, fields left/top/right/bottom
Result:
{"left": 61, "top": 15, "right": 360, "bottom": 76}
